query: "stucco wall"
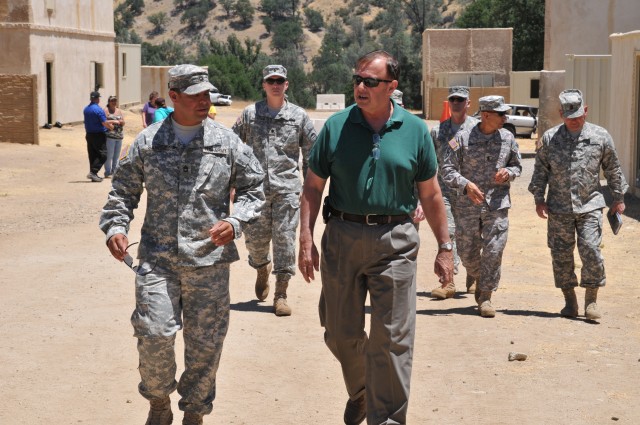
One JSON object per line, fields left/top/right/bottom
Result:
{"left": 422, "top": 28, "right": 513, "bottom": 119}
{"left": 545, "top": 0, "right": 640, "bottom": 70}
{"left": 141, "top": 66, "right": 174, "bottom": 106}
{"left": 510, "top": 71, "right": 540, "bottom": 107}
{"left": 0, "top": 74, "right": 38, "bottom": 144}
{"left": 116, "top": 44, "right": 142, "bottom": 108}
{"left": 537, "top": 70, "right": 565, "bottom": 147}
{"left": 610, "top": 30, "right": 640, "bottom": 195}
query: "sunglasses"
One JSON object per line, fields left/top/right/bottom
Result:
{"left": 492, "top": 111, "right": 507, "bottom": 117}
{"left": 265, "top": 78, "right": 286, "bottom": 85}
{"left": 372, "top": 133, "right": 381, "bottom": 161}
{"left": 123, "top": 242, "right": 157, "bottom": 276}
{"left": 352, "top": 75, "right": 393, "bottom": 88}
{"left": 449, "top": 97, "right": 466, "bottom": 103}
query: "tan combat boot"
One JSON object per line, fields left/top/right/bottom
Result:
{"left": 273, "top": 275, "right": 292, "bottom": 316}
{"left": 182, "top": 412, "right": 203, "bottom": 425}
{"left": 466, "top": 275, "right": 477, "bottom": 294}
{"left": 585, "top": 287, "right": 602, "bottom": 320}
{"left": 560, "top": 288, "right": 579, "bottom": 318}
{"left": 477, "top": 291, "right": 496, "bottom": 318}
{"left": 255, "top": 264, "right": 271, "bottom": 301}
{"left": 431, "top": 281, "right": 456, "bottom": 299}
{"left": 145, "top": 397, "right": 173, "bottom": 425}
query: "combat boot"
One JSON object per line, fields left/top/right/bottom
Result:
{"left": 585, "top": 287, "right": 602, "bottom": 320}
{"left": 431, "top": 281, "right": 456, "bottom": 299}
{"left": 145, "top": 397, "right": 173, "bottom": 425}
{"left": 182, "top": 412, "right": 203, "bottom": 425}
{"left": 466, "top": 275, "right": 477, "bottom": 294}
{"left": 255, "top": 264, "right": 271, "bottom": 301}
{"left": 477, "top": 291, "right": 495, "bottom": 318}
{"left": 560, "top": 288, "right": 579, "bottom": 318}
{"left": 273, "top": 275, "right": 292, "bottom": 316}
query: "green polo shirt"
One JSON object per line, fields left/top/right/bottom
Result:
{"left": 309, "top": 101, "right": 437, "bottom": 215}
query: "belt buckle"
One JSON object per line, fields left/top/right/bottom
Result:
{"left": 365, "top": 214, "right": 378, "bottom": 226}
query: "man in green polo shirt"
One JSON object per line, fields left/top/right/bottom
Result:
{"left": 298, "top": 50, "right": 453, "bottom": 425}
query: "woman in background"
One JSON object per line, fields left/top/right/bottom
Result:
{"left": 103, "top": 95, "right": 125, "bottom": 178}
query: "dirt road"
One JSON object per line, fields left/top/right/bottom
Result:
{"left": 1, "top": 103, "right": 639, "bottom": 424}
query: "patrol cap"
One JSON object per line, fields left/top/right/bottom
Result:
{"left": 448, "top": 86, "right": 470, "bottom": 99}
{"left": 168, "top": 64, "right": 214, "bottom": 95}
{"left": 263, "top": 64, "right": 287, "bottom": 80}
{"left": 478, "top": 95, "right": 510, "bottom": 112}
{"left": 90, "top": 91, "right": 101, "bottom": 99}
{"left": 559, "top": 89, "right": 585, "bottom": 118}
{"left": 391, "top": 89, "right": 404, "bottom": 105}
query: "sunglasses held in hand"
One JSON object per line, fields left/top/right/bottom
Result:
{"left": 123, "top": 242, "right": 157, "bottom": 276}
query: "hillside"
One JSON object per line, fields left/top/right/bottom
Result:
{"left": 115, "top": 0, "right": 467, "bottom": 68}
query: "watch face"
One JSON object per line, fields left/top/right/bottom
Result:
{"left": 440, "top": 242, "right": 453, "bottom": 251}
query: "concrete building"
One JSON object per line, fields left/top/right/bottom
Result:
{"left": 0, "top": 0, "right": 116, "bottom": 143}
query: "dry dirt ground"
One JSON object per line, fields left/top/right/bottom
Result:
{"left": 1, "top": 104, "right": 640, "bottom": 425}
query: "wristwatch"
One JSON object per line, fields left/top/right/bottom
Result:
{"left": 438, "top": 242, "right": 453, "bottom": 252}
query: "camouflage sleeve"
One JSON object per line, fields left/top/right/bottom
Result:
{"left": 505, "top": 136, "right": 522, "bottom": 179}
{"left": 440, "top": 133, "right": 469, "bottom": 194}
{"left": 299, "top": 113, "right": 318, "bottom": 179}
{"left": 229, "top": 140, "right": 265, "bottom": 231}
{"left": 528, "top": 133, "right": 551, "bottom": 204}
{"left": 99, "top": 134, "right": 145, "bottom": 241}
{"left": 601, "top": 132, "right": 629, "bottom": 202}
{"left": 231, "top": 109, "right": 248, "bottom": 142}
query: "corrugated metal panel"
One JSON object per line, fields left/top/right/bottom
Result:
{"left": 565, "top": 55, "right": 611, "bottom": 128}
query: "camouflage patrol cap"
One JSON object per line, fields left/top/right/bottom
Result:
{"left": 391, "top": 89, "right": 404, "bottom": 106}
{"left": 559, "top": 89, "right": 585, "bottom": 118}
{"left": 263, "top": 65, "right": 287, "bottom": 80}
{"left": 448, "top": 86, "right": 470, "bottom": 99}
{"left": 168, "top": 64, "right": 214, "bottom": 95}
{"left": 478, "top": 95, "right": 510, "bottom": 112}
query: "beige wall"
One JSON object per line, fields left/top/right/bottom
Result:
{"left": 0, "top": 74, "right": 38, "bottom": 144}
{"left": 510, "top": 71, "right": 540, "bottom": 107}
{"left": 545, "top": 0, "right": 640, "bottom": 70}
{"left": 141, "top": 66, "right": 173, "bottom": 106}
{"left": 537, "top": 70, "right": 565, "bottom": 146}
{"left": 422, "top": 28, "right": 513, "bottom": 119}
{"left": 610, "top": 30, "right": 640, "bottom": 196}
{"left": 116, "top": 44, "right": 142, "bottom": 108}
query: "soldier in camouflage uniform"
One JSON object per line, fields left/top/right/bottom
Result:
{"left": 233, "top": 64, "right": 317, "bottom": 316}
{"left": 99, "top": 64, "right": 265, "bottom": 425}
{"left": 528, "top": 89, "right": 627, "bottom": 321}
{"left": 428, "top": 86, "right": 479, "bottom": 299}
{"left": 441, "top": 95, "right": 522, "bottom": 317}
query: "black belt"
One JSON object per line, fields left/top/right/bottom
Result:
{"left": 327, "top": 205, "right": 410, "bottom": 226}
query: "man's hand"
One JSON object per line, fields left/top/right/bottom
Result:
{"left": 434, "top": 250, "right": 454, "bottom": 284}
{"left": 107, "top": 234, "right": 129, "bottom": 261}
{"left": 610, "top": 201, "right": 625, "bottom": 215}
{"left": 494, "top": 168, "right": 510, "bottom": 184}
{"left": 412, "top": 204, "right": 425, "bottom": 223}
{"left": 465, "top": 181, "right": 485, "bottom": 205}
{"left": 298, "top": 235, "right": 319, "bottom": 283}
{"left": 209, "top": 221, "right": 235, "bottom": 246}
{"left": 535, "top": 202, "right": 548, "bottom": 219}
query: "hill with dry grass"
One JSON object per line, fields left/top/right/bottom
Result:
{"left": 115, "top": 0, "right": 467, "bottom": 67}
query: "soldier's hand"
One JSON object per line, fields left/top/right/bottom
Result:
{"left": 209, "top": 221, "right": 234, "bottom": 246}
{"left": 434, "top": 250, "right": 454, "bottom": 284}
{"left": 494, "top": 168, "right": 510, "bottom": 184}
{"left": 610, "top": 201, "right": 625, "bottom": 215}
{"left": 107, "top": 234, "right": 129, "bottom": 261}
{"left": 298, "top": 236, "right": 319, "bottom": 283}
{"left": 465, "top": 182, "right": 485, "bottom": 204}
{"left": 535, "top": 202, "right": 548, "bottom": 219}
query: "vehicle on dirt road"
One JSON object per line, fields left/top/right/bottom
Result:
{"left": 475, "top": 104, "right": 538, "bottom": 138}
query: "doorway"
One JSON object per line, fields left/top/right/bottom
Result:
{"left": 45, "top": 62, "right": 53, "bottom": 125}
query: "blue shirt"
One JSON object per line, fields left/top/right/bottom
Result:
{"left": 154, "top": 107, "right": 174, "bottom": 123}
{"left": 83, "top": 102, "right": 107, "bottom": 133}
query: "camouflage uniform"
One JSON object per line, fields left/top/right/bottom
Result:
{"left": 441, "top": 124, "right": 522, "bottom": 292}
{"left": 528, "top": 122, "right": 628, "bottom": 288}
{"left": 99, "top": 117, "right": 265, "bottom": 416}
{"left": 431, "top": 115, "right": 479, "bottom": 273}
{"left": 233, "top": 100, "right": 317, "bottom": 278}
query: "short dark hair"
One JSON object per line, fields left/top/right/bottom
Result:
{"left": 148, "top": 91, "right": 159, "bottom": 101}
{"left": 355, "top": 50, "right": 399, "bottom": 81}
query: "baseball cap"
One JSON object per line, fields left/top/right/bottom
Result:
{"left": 478, "top": 95, "right": 510, "bottom": 112}
{"left": 90, "top": 91, "right": 101, "bottom": 99}
{"left": 559, "top": 89, "right": 585, "bottom": 118}
{"left": 168, "top": 64, "right": 214, "bottom": 95}
{"left": 391, "top": 89, "right": 404, "bottom": 105}
{"left": 448, "top": 86, "right": 470, "bottom": 99}
{"left": 263, "top": 65, "right": 287, "bottom": 80}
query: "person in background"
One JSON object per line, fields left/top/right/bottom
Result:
{"left": 440, "top": 95, "right": 522, "bottom": 318}
{"left": 528, "top": 89, "right": 628, "bottom": 321}
{"left": 208, "top": 92, "right": 217, "bottom": 120}
{"left": 153, "top": 97, "right": 174, "bottom": 123}
{"left": 141, "top": 91, "right": 159, "bottom": 128}
{"left": 103, "top": 95, "right": 125, "bottom": 178}
{"left": 232, "top": 64, "right": 317, "bottom": 316}
{"left": 100, "top": 64, "right": 265, "bottom": 425}
{"left": 391, "top": 89, "right": 404, "bottom": 108}
{"left": 83, "top": 91, "right": 116, "bottom": 182}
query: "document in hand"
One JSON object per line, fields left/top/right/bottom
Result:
{"left": 608, "top": 211, "right": 622, "bottom": 235}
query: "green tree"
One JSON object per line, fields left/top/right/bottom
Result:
{"left": 271, "top": 19, "right": 304, "bottom": 53}
{"left": 260, "top": 0, "right": 292, "bottom": 19}
{"left": 303, "top": 7, "right": 324, "bottom": 32}
{"left": 147, "top": 12, "right": 168, "bottom": 35}
{"left": 181, "top": 3, "right": 210, "bottom": 29}
{"left": 311, "top": 19, "right": 351, "bottom": 94}
{"left": 402, "top": 0, "right": 443, "bottom": 35}
{"left": 456, "top": 0, "right": 545, "bottom": 71}
{"left": 142, "top": 40, "right": 187, "bottom": 65}
{"left": 220, "top": 0, "right": 235, "bottom": 17}
{"left": 234, "top": 0, "right": 255, "bottom": 26}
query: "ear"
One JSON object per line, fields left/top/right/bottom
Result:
{"left": 169, "top": 90, "right": 179, "bottom": 103}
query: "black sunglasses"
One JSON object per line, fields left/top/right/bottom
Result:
{"left": 492, "top": 111, "right": 507, "bottom": 117}
{"left": 449, "top": 97, "right": 466, "bottom": 103}
{"left": 265, "top": 77, "right": 286, "bottom": 85}
{"left": 123, "top": 242, "right": 157, "bottom": 276}
{"left": 352, "top": 75, "right": 393, "bottom": 88}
